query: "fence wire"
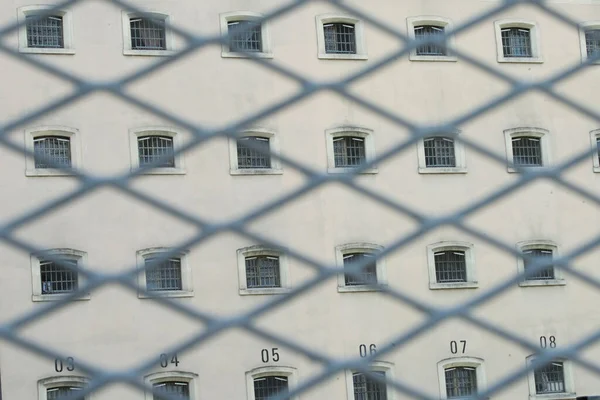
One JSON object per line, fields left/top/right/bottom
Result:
{"left": 1, "top": 0, "right": 600, "bottom": 399}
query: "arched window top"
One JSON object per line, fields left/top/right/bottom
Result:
{"left": 246, "top": 366, "right": 298, "bottom": 400}
{"left": 144, "top": 371, "right": 198, "bottom": 400}
{"left": 437, "top": 357, "right": 486, "bottom": 400}
{"left": 129, "top": 127, "right": 185, "bottom": 174}
{"left": 38, "top": 375, "right": 89, "bottom": 400}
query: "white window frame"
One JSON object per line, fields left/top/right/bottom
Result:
{"left": 121, "top": 11, "right": 175, "bottom": 56}
{"left": 589, "top": 129, "right": 600, "bottom": 172}
{"left": 526, "top": 355, "right": 575, "bottom": 400}
{"left": 237, "top": 245, "right": 290, "bottom": 295}
{"left": 25, "top": 126, "right": 82, "bottom": 177}
{"left": 325, "top": 126, "right": 377, "bottom": 174}
{"left": 30, "top": 248, "right": 89, "bottom": 302}
{"left": 494, "top": 19, "right": 543, "bottom": 63}
{"left": 228, "top": 128, "right": 282, "bottom": 175}
{"left": 417, "top": 132, "right": 467, "bottom": 174}
{"left": 516, "top": 240, "right": 566, "bottom": 287}
{"left": 144, "top": 371, "right": 198, "bottom": 400}
{"left": 426, "top": 241, "right": 477, "bottom": 290}
{"left": 315, "top": 14, "right": 367, "bottom": 60}
{"left": 129, "top": 127, "right": 186, "bottom": 175}
{"left": 18, "top": 5, "right": 75, "bottom": 55}
{"left": 136, "top": 247, "right": 193, "bottom": 298}
{"left": 336, "top": 243, "right": 387, "bottom": 293}
{"left": 245, "top": 366, "right": 298, "bottom": 400}
{"left": 406, "top": 16, "right": 457, "bottom": 62}
{"left": 38, "top": 376, "right": 90, "bottom": 400}
{"left": 344, "top": 361, "right": 395, "bottom": 400}
{"left": 579, "top": 22, "right": 600, "bottom": 64}
{"left": 437, "top": 357, "right": 487, "bottom": 400}
{"left": 503, "top": 127, "right": 551, "bottom": 173}
{"left": 220, "top": 11, "right": 273, "bottom": 59}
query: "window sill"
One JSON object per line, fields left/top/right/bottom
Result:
{"left": 418, "top": 167, "right": 467, "bottom": 174}
{"left": 429, "top": 282, "right": 479, "bottom": 290}
{"left": 138, "top": 290, "right": 194, "bottom": 299}
{"left": 507, "top": 166, "right": 546, "bottom": 173}
{"left": 221, "top": 51, "right": 274, "bottom": 59}
{"left": 26, "top": 169, "right": 77, "bottom": 177}
{"left": 230, "top": 168, "right": 283, "bottom": 176}
{"left": 328, "top": 167, "right": 378, "bottom": 174}
{"left": 134, "top": 168, "right": 186, "bottom": 175}
{"left": 409, "top": 55, "right": 457, "bottom": 62}
{"left": 529, "top": 392, "right": 576, "bottom": 400}
{"left": 497, "top": 56, "right": 543, "bottom": 64}
{"left": 318, "top": 53, "right": 368, "bottom": 60}
{"left": 593, "top": 166, "right": 600, "bottom": 173}
{"left": 123, "top": 49, "right": 176, "bottom": 57}
{"left": 19, "top": 47, "right": 75, "bottom": 55}
{"left": 338, "top": 285, "right": 384, "bottom": 293}
{"left": 519, "top": 279, "right": 566, "bottom": 288}
{"left": 32, "top": 293, "right": 90, "bottom": 302}
{"left": 239, "top": 287, "right": 291, "bottom": 296}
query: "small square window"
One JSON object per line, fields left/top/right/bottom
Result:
{"left": 38, "top": 377, "right": 89, "bottom": 400}
{"left": 145, "top": 257, "right": 183, "bottom": 291}
{"left": 333, "top": 136, "right": 366, "bottom": 168}
{"left": 504, "top": 128, "right": 550, "bottom": 172}
{"left": 327, "top": 127, "right": 377, "bottom": 174}
{"left": 424, "top": 137, "right": 456, "bottom": 168}
{"left": 246, "top": 367, "right": 297, "bottom": 400}
{"left": 246, "top": 256, "right": 281, "bottom": 288}
{"left": 228, "top": 20, "right": 262, "bottom": 52}
{"left": 494, "top": 20, "right": 542, "bottom": 63}
{"left": 137, "top": 248, "right": 193, "bottom": 298}
{"left": 435, "top": 251, "right": 466, "bottom": 283}
{"left": 220, "top": 12, "right": 273, "bottom": 59}
{"left": 31, "top": 249, "right": 89, "bottom": 302}
{"left": 427, "top": 242, "right": 477, "bottom": 290}
{"left": 47, "top": 387, "right": 84, "bottom": 400}
{"left": 415, "top": 25, "right": 446, "bottom": 56}
{"left": 40, "top": 259, "right": 78, "bottom": 295}
{"left": 407, "top": 16, "right": 457, "bottom": 62}
{"left": 534, "top": 362, "right": 565, "bottom": 395}
{"left": 352, "top": 371, "right": 387, "bottom": 400}
{"left": 153, "top": 381, "right": 190, "bottom": 400}
{"left": 522, "top": 249, "right": 554, "bottom": 281}
{"left": 138, "top": 135, "right": 175, "bottom": 168}
{"left": 511, "top": 136, "right": 542, "bottom": 167}
{"left": 237, "top": 246, "right": 290, "bottom": 295}
{"left": 130, "top": 129, "right": 185, "bottom": 175}
{"left": 324, "top": 23, "right": 356, "bottom": 54}
{"left": 516, "top": 241, "right": 565, "bottom": 287}
{"left": 336, "top": 243, "right": 386, "bottom": 292}
{"left": 26, "top": 15, "right": 64, "bottom": 49}
{"left": 316, "top": 15, "right": 367, "bottom": 60}
{"left": 26, "top": 127, "right": 81, "bottom": 177}
{"left": 34, "top": 136, "right": 72, "bottom": 169}
{"left": 237, "top": 137, "right": 271, "bottom": 169}
{"left": 145, "top": 372, "right": 197, "bottom": 400}
{"left": 130, "top": 17, "right": 166, "bottom": 50}
{"left": 253, "top": 376, "right": 288, "bottom": 400}
{"left": 585, "top": 29, "right": 600, "bottom": 58}
{"left": 343, "top": 253, "right": 377, "bottom": 286}
{"left": 445, "top": 367, "right": 477, "bottom": 398}
{"left": 18, "top": 6, "right": 74, "bottom": 54}
{"left": 501, "top": 28, "right": 532, "bottom": 57}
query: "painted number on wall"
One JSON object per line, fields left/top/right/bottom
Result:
{"left": 261, "top": 348, "right": 280, "bottom": 363}
{"left": 159, "top": 353, "right": 180, "bottom": 368}
{"left": 359, "top": 344, "right": 377, "bottom": 358}
{"left": 539, "top": 336, "right": 556, "bottom": 349}
{"left": 450, "top": 340, "right": 467, "bottom": 354}
{"left": 54, "top": 357, "right": 75, "bottom": 372}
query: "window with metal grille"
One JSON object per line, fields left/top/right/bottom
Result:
{"left": 435, "top": 251, "right": 467, "bottom": 283}
{"left": 445, "top": 367, "right": 477, "bottom": 398}
{"left": 40, "top": 259, "right": 78, "bottom": 295}
{"left": 424, "top": 137, "right": 456, "bottom": 167}
{"left": 138, "top": 136, "right": 175, "bottom": 168}
{"left": 130, "top": 17, "right": 166, "bottom": 50}
{"left": 47, "top": 386, "right": 84, "bottom": 400}
{"left": 237, "top": 137, "right": 271, "bottom": 169}
{"left": 414, "top": 25, "right": 446, "bottom": 56}
{"left": 253, "top": 376, "right": 288, "bottom": 400}
{"left": 534, "top": 362, "right": 566, "bottom": 394}
{"left": 26, "top": 15, "right": 64, "bottom": 48}
{"left": 586, "top": 29, "right": 600, "bottom": 58}
{"left": 145, "top": 257, "right": 183, "bottom": 291}
{"left": 228, "top": 20, "right": 262, "bottom": 52}
{"left": 523, "top": 249, "right": 555, "bottom": 280}
{"left": 324, "top": 23, "right": 356, "bottom": 54}
{"left": 34, "top": 136, "right": 71, "bottom": 169}
{"left": 501, "top": 28, "right": 532, "bottom": 57}
{"left": 352, "top": 371, "right": 387, "bottom": 400}
{"left": 596, "top": 138, "right": 600, "bottom": 166}
{"left": 511, "top": 136, "right": 542, "bottom": 166}
{"left": 333, "top": 136, "right": 366, "bottom": 168}
{"left": 153, "top": 381, "right": 190, "bottom": 400}
{"left": 344, "top": 253, "right": 377, "bottom": 286}
{"left": 246, "top": 256, "right": 281, "bottom": 288}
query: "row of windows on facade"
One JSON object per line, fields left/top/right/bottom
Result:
{"left": 39, "top": 356, "right": 575, "bottom": 400}
{"left": 24, "top": 126, "right": 600, "bottom": 177}
{"left": 16, "top": 7, "right": 600, "bottom": 63}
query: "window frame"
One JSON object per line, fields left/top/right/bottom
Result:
{"left": 121, "top": 11, "right": 175, "bottom": 56}
{"left": 30, "top": 249, "right": 89, "bottom": 302}
{"left": 336, "top": 243, "right": 387, "bottom": 293}
{"left": 503, "top": 127, "right": 551, "bottom": 172}
{"left": 129, "top": 127, "right": 185, "bottom": 175}
{"left": 406, "top": 16, "right": 457, "bottom": 62}
{"left": 494, "top": 19, "right": 543, "bottom": 63}
{"left": 236, "top": 245, "right": 290, "bottom": 295}
{"left": 136, "top": 247, "right": 193, "bottom": 298}
{"left": 417, "top": 132, "right": 466, "bottom": 174}
{"left": 344, "top": 361, "right": 395, "bottom": 400}
{"left": 579, "top": 22, "right": 600, "bottom": 64}
{"left": 220, "top": 11, "right": 273, "bottom": 59}
{"left": 144, "top": 371, "right": 198, "bottom": 400}
{"left": 38, "top": 376, "right": 90, "bottom": 400}
{"left": 18, "top": 5, "right": 75, "bottom": 55}
{"left": 315, "top": 14, "right": 367, "bottom": 60}
{"left": 25, "top": 126, "right": 81, "bottom": 177}
{"left": 228, "top": 128, "right": 282, "bottom": 175}
{"left": 516, "top": 240, "right": 566, "bottom": 287}
{"left": 426, "top": 241, "right": 477, "bottom": 290}
{"left": 325, "top": 127, "right": 377, "bottom": 174}
{"left": 246, "top": 366, "right": 298, "bottom": 400}
{"left": 437, "top": 357, "right": 486, "bottom": 400}
{"left": 589, "top": 129, "right": 600, "bottom": 172}
{"left": 526, "top": 356, "right": 575, "bottom": 400}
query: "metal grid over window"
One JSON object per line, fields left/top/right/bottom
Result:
{"left": 414, "top": 25, "right": 446, "bottom": 56}
{"left": 145, "top": 257, "right": 183, "bottom": 291}
{"left": 228, "top": 20, "right": 262, "bottom": 52}
{"left": 253, "top": 376, "right": 288, "bottom": 400}
{"left": 333, "top": 136, "right": 366, "bottom": 168}
{"left": 434, "top": 250, "right": 467, "bottom": 283}
{"left": 237, "top": 136, "right": 271, "bottom": 169}
{"left": 596, "top": 137, "right": 600, "bottom": 165}
{"left": 40, "top": 259, "right": 78, "bottom": 295}
{"left": 523, "top": 249, "right": 555, "bottom": 280}
{"left": 324, "top": 23, "right": 356, "bottom": 54}
{"left": 137, "top": 135, "right": 175, "bottom": 168}
{"left": 534, "top": 362, "right": 566, "bottom": 394}
{"left": 130, "top": 17, "right": 166, "bottom": 50}
{"left": 424, "top": 137, "right": 456, "bottom": 167}
{"left": 511, "top": 136, "right": 542, "bottom": 166}
{"left": 33, "top": 136, "right": 71, "bottom": 169}
{"left": 445, "top": 367, "right": 477, "bottom": 398}
{"left": 152, "top": 381, "right": 190, "bottom": 400}
{"left": 25, "top": 15, "right": 64, "bottom": 49}
{"left": 352, "top": 371, "right": 387, "bottom": 400}
{"left": 246, "top": 255, "right": 281, "bottom": 288}
{"left": 343, "top": 253, "right": 377, "bottom": 286}
{"left": 501, "top": 28, "right": 533, "bottom": 57}
{"left": 47, "top": 387, "right": 84, "bottom": 400}
{"left": 586, "top": 29, "right": 600, "bottom": 58}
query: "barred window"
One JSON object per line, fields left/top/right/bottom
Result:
{"left": 253, "top": 376, "right": 288, "bottom": 400}
{"left": 34, "top": 136, "right": 72, "bottom": 169}
{"left": 334, "top": 136, "right": 366, "bottom": 168}
{"left": 424, "top": 137, "right": 456, "bottom": 167}
{"left": 237, "top": 137, "right": 271, "bottom": 169}
{"left": 534, "top": 362, "right": 565, "bottom": 394}
{"left": 586, "top": 29, "right": 600, "bottom": 58}
{"left": 414, "top": 25, "right": 446, "bottom": 56}
{"left": 145, "top": 257, "right": 183, "bottom": 291}
{"left": 512, "top": 136, "right": 542, "bottom": 166}
{"left": 523, "top": 248, "right": 554, "bottom": 280}
{"left": 324, "top": 23, "right": 356, "bottom": 54}
{"left": 445, "top": 367, "right": 477, "bottom": 398}
{"left": 435, "top": 251, "right": 466, "bottom": 283}
{"left": 352, "top": 371, "right": 387, "bottom": 400}
{"left": 501, "top": 28, "right": 532, "bottom": 57}
{"left": 26, "top": 15, "right": 64, "bottom": 48}
{"left": 246, "top": 256, "right": 281, "bottom": 289}
{"left": 228, "top": 20, "right": 262, "bottom": 52}
{"left": 344, "top": 253, "right": 377, "bottom": 286}
{"left": 138, "top": 136, "right": 175, "bottom": 168}
{"left": 40, "top": 259, "right": 78, "bottom": 295}
{"left": 47, "top": 386, "right": 84, "bottom": 400}
{"left": 596, "top": 137, "right": 600, "bottom": 165}
{"left": 153, "top": 381, "right": 189, "bottom": 400}
{"left": 130, "top": 17, "right": 166, "bottom": 50}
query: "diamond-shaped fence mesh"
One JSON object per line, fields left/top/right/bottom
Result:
{"left": 1, "top": 0, "right": 600, "bottom": 399}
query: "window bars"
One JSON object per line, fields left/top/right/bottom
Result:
{"left": 343, "top": 253, "right": 378, "bottom": 286}
{"left": 324, "top": 23, "right": 356, "bottom": 54}
{"left": 434, "top": 250, "right": 467, "bottom": 283}
{"left": 145, "top": 257, "right": 183, "bottom": 291}
{"left": 511, "top": 136, "right": 542, "bottom": 167}
{"left": 228, "top": 20, "right": 262, "bottom": 52}
{"left": 40, "top": 259, "right": 78, "bottom": 294}
{"left": 152, "top": 381, "right": 190, "bottom": 400}
{"left": 534, "top": 362, "right": 566, "bottom": 394}
{"left": 137, "top": 136, "right": 175, "bottom": 168}
{"left": 501, "top": 28, "right": 532, "bottom": 57}
{"left": 445, "top": 367, "right": 477, "bottom": 399}
{"left": 246, "top": 255, "right": 281, "bottom": 288}
{"left": 424, "top": 137, "right": 456, "bottom": 167}
{"left": 130, "top": 17, "right": 167, "bottom": 50}
{"left": 47, "top": 387, "right": 84, "bottom": 400}
{"left": 237, "top": 136, "right": 271, "bottom": 168}
{"left": 352, "top": 371, "right": 388, "bottom": 400}
{"left": 25, "top": 15, "right": 64, "bottom": 48}
{"left": 253, "top": 376, "right": 288, "bottom": 400}
{"left": 586, "top": 29, "right": 600, "bottom": 58}
{"left": 596, "top": 138, "right": 600, "bottom": 165}
{"left": 33, "top": 136, "right": 71, "bottom": 169}
{"left": 414, "top": 25, "right": 446, "bottom": 56}
{"left": 523, "top": 249, "right": 555, "bottom": 280}
{"left": 333, "top": 136, "right": 366, "bottom": 167}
